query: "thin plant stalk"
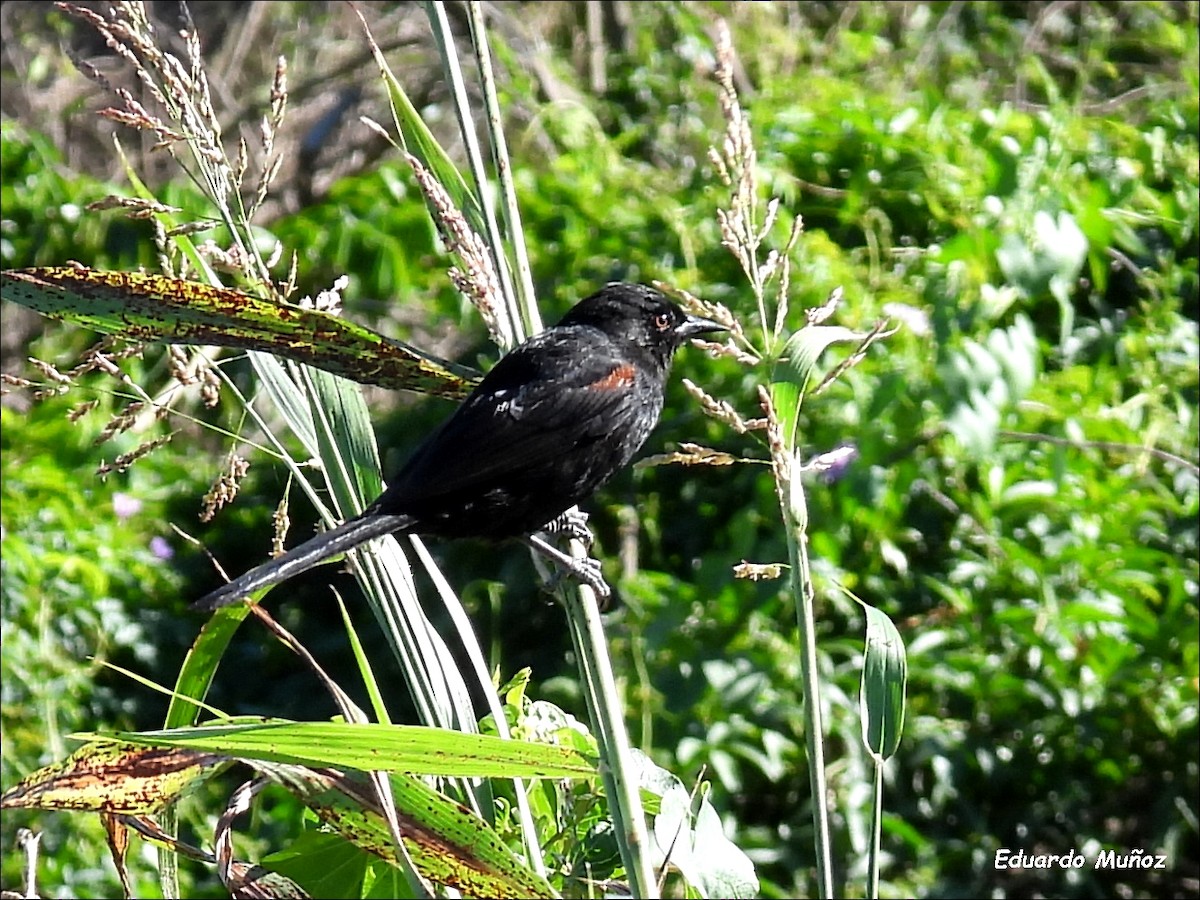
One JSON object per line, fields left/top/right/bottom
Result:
{"left": 868, "top": 761, "right": 884, "bottom": 898}
{"left": 785, "top": 489, "right": 835, "bottom": 897}
{"left": 424, "top": 0, "right": 521, "bottom": 348}
{"left": 758, "top": 385, "right": 835, "bottom": 897}
{"left": 560, "top": 576, "right": 659, "bottom": 899}
{"left": 709, "top": 16, "right": 838, "bottom": 891}
{"left": 466, "top": 0, "right": 541, "bottom": 337}
{"left": 420, "top": 4, "right": 658, "bottom": 889}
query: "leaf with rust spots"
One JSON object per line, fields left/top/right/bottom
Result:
{"left": 1, "top": 267, "right": 477, "bottom": 399}
{"left": 252, "top": 762, "right": 558, "bottom": 899}
{"left": 1, "top": 741, "right": 227, "bottom": 815}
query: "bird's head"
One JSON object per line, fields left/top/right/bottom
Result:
{"left": 560, "top": 283, "right": 725, "bottom": 366}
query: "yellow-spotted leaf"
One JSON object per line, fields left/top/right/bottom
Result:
{"left": 0, "top": 741, "right": 226, "bottom": 815}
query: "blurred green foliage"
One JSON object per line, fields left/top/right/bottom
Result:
{"left": 2, "top": 2, "right": 1197, "bottom": 898}
{"left": 0, "top": 385, "right": 195, "bottom": 896}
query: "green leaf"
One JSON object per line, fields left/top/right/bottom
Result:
{"left": 652, "top": 783, "right": 759, "bottom": 899}
{"left": 262, "top": 831, "right": 407, "bottom": 900}
{"left": 940, "top": 314, "right": 1040, "bottom": 455}
{"left": 996, "top": 210, "right": 1088, "bottom": 351}
{"left": 162, "top": 606, "right": 251, "bottom": 731}
{"left": 859, "top": 604, "right": 907, "bottom": 761}
{"left": 306, "top": 366, "right": 385, "bottom": 519}
{"left": 769, "top": 325, "right": 869, "bottom": 449}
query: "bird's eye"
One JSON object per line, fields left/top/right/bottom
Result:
{"left": 654, "top": 312, "right": 672, "bottom": 331}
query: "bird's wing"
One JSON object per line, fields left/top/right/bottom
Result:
{"left": 376, "top": 327, "right": 645, "bottom": 505}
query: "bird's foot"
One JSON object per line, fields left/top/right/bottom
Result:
{"left": 523, "top": 533, "right": 612, "bottom": 609}
{"left": 545, "top": 555, "right": 608, "bottom": 599}
{"left": 538, "top": 508, "right": 594, "bottom": 549}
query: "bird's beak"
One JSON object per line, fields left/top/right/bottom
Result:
{"left": 676, "top": 314, "right": 726, "bottom": 340}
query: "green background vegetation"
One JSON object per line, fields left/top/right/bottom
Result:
{"left": 2, "top": 2, "right": 1197, "bottom": 897}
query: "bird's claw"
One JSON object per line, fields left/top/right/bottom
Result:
{"left": 545, "top": 554, "right": 609, "bottom": 599}
{"left": 539, "top": 508, "right": 595, "bottom": 549}
{"left": 524, "top": 533, "right": 613, "bottom": 609}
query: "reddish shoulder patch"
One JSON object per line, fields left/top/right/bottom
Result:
{"left": 590, "top": 363, "right": 637, "bottom": 391}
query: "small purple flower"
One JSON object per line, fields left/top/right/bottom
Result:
{"left": 810, "top": 443, "right": 859, "bottom": 484}
{"left": 112, "top": 492, "right": 142, "bottom": 521}
{"left": 150, "top": 536, "right": 174, "bottom": 560}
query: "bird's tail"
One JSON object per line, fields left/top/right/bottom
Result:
{"left": 193, "top": 513, "right": 414, "bottom": 611}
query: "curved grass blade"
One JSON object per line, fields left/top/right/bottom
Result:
{"left": 354, "top": 9, "right": 482, "bottom": 235}
{"left": 1, "top": 266, "right": 475, "bottom": 398}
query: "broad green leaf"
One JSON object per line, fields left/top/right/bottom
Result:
{"left": 860, "top": 605, "right": 907, "bottom": 761}
{"left": 261, "top": 831, "right": 408, "bottom": 899}
{"left": 1, "top": 266, "right": 473, "bottom": 398}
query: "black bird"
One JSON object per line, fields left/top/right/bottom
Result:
{"left": 195, "top": 282, "right": 724, "bottom": 611}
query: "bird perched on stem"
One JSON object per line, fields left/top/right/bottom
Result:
{"left": 195, "top": 282, "right": 724, "bottom": 611}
